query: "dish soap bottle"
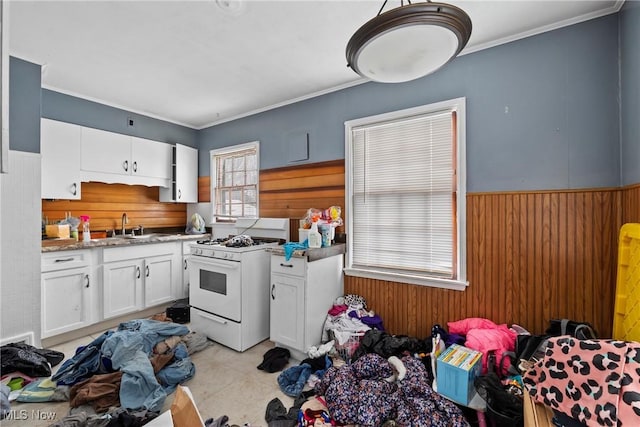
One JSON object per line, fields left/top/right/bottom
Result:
{"left": 308, "top": 218, "right": 322, "bottom": 248}
{"left": 80, "top": 215, "right": 91, "bottom": 242}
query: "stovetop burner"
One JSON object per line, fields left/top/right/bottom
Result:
{"left": 195, "top": 235, "right": 284, "bottom": 248}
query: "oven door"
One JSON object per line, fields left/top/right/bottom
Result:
{"left": 189, "top": 256, "right": 242, "bottom": 322}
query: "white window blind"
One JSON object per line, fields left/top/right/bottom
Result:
{"left": 344, "top": 98, "right": 468, "bottom": 290}
{"left": 349, "top": 107, "right": 461, "bottom": 284}
{"left": 212, "top": 143, "right": 258, "bottom": 220}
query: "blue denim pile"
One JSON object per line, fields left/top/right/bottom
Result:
{"left": 52, "top": 319, "right": 195, "bottom": 412}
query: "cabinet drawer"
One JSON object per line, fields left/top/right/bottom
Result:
{"left": 103, "top": 242, "right": 176, "bottom": 263}
{"left": 271, "top": 255, "right": 306, "bottom": 277}
{"left": 42, "top": 250, "right": 90, "bottom": 272}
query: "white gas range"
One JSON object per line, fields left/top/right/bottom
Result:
{"left": 188, "top": 218, "right": 289, "bottom": 352}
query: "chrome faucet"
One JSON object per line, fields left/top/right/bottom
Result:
{"left": 122, "top": 213, "right": 129, "bottom": 236}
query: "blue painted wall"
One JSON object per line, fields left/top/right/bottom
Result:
{"left": 41, "top": 89, "right": 197, "bottom": 147}
{"left": 199, "top": 14, "right": 620, "bottom": 193}
{"left": 621, "top": 1, "right": 640, "bottom": 186}
{"left": 9, "top": 57, "right": 41, "bottom": 153}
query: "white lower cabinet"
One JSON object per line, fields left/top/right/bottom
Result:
{"left": 270, "top": 273, "right": 305, "bottom": 350}
{"left": 41, "top": 250, "right": 97, "bottom": 338}
{"left": 269, "top": 253, "right": 343, "bottom": 356}
{"left": 144, "top": 254, "right": 174, "bottom": 307}
{"left": 102, "top": 242, "right": 180, "bottom": 320}
{"left": 102, "top": 258, "right": 144, "bottom": 319}
{"left": 41, "top": 240, "right": 189, "bottom": 340}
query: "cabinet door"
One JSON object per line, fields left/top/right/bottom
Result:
{"left": 41, "top": 267, "right": 91, "bottom": 338}
{"left": 81, "top": 127, "right": 131, "bottom": 176}
{"left": 161, "top": 144, "right": 197, "bottom": 203}
{"left": 176, "top": 144, "right": 198, "bottom": 202}
{"left": 41, "top": 118, "right": 82, "bottom": 199}
{"left": 131, "top": 136, "right": 172, "bottom": 180}
{"left": 103, "top": 259, "right": 143, "bottom": 319}
{"left": 270, "top": 274, "right": 305, "bottom": 351}
{"left": 144, "top": 254, "right": 174, "bottom": 307}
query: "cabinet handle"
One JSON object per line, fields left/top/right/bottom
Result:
{"left": 133, "top": 161, "right": 138, "bottom": 173}
{"left": 184, "top": 259, "right": 188, "bottom": 270}
{"left": 84, "top": 274, "right": 90, "bottom": 288}
{"left": 280, "top": 263, "right": 294, "bottom": 268}
{"left": 178, "top": 189, "right": 182, "bottom": 200}
{"left": 123, "top": 160, "right": 129, "bottom": 172}
{"left": 71, "top": 182, "right": 77, "bottom": 196}
{"left": 136, "top": 266, "right": 141, "bottom": 279}
{"left": 54, "top": 258, "right": 74, "bottom": 263}
{"left": 271, "top": 284, "right": 275, "bottom": 300}
{"left": 146, "top": 265, "right": 150, "bottom": 277}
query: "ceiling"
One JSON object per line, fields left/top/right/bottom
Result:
{"left": 8, "top": 0, "right": 623, "bottom": 129}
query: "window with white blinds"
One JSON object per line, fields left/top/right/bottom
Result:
{"left": 345, "top": 98, "right": 467, "bottom": 290}
{"left": 210, "top": 141, "right": 259, "bottom": 221}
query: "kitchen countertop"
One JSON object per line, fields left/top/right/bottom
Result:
{"left": 42, "top": 233, "right": 209, "bottom": 252}
{"left": 268, "top": 242, "right": 346, "bottom": 262}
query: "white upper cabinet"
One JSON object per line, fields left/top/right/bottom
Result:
{"left": 80, "top": 127, "right": 172, "bottom": 187}
{"left": 80, "top": 126, "right": 131, "bottom": 176}
{"left": 131, "top": 136, "right": 172, "bottom": 180}
{"left": 41, "top": 118, "right": 82, "bottom": 200}
{"left": 160, "top": 143, "right": 198, "bottom": 203}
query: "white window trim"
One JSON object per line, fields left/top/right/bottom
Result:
{"left": 344, "top": 97, "right": 467, "bottom": 291}
{"left": 209, "top": 141, "right": 260, "bottom": 223}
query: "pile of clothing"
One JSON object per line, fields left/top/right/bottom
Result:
{"left": 315, "top": 353, "right": 468, "bottom": 426}
{"left": 52, "top": 319, "right": 203, "bottom": 413}
{"left": 321, "top": 295, "right": 384, "bottom": 362}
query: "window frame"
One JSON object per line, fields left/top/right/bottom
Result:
{"left": 344, "top": 97, "right": 467, "bottom": 290}
{"left": 209, "top": 141, "right": 260, "bottom": 223}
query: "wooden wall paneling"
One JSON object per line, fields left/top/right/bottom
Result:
{"left": 198, "top": 176, "right": 211, "bottom": 202}
{"left": 42, "top": 182, "right": 186, "bottom": 233}
{"left": 347, "top": 189, "right": 621, "bottom": 339}
{"left": 259, "top": 160, "right": 345, "bottom": 237}
{"left": 622, "top": 184, "right": 640, "bottom": 224}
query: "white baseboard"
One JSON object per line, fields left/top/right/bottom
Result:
{"left": 0, "top": 331, "right": 35, "bottom": 347}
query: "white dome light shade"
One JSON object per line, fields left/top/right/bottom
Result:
{"left": 356, "top": 25, "right": 459, "bottom": 83}
{"left": 347, "top": 2, "right": 472, "bottom": 83}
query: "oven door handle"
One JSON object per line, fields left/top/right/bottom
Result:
{"left": 196, "top": 311, "right": 228, "bottom": 325}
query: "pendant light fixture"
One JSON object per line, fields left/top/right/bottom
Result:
{"left": 346, "top": 0, "right": 472, "bottom": 83}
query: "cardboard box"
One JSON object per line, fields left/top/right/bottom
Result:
{"left": 145, "top": 386, "right": 204, "bottom": 427}
{"left": 436, "top": 344, "right": 482, "bottom": 405}
{"left": 45, "top": 224, "right": 70, "bottom": 239}
{"left": 523, "top": 393, "right": 554, "bottom": 427}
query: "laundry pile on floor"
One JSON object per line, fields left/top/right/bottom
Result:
{"left": 1, "top": 318, "right": 210, "bottom": 426}
{"left": 256, "top": 295, "right": 640, "bottom": 427}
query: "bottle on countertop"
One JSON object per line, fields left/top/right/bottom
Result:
{"left": 308, "top": 217, "right": 322, "bottom": 249}
{"left": 80, "top": 215, "right": 91, "bottom": 242}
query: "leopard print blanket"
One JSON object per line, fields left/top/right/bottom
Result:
{"left": 522, "top": 336, "right": 640, "bottom": 426}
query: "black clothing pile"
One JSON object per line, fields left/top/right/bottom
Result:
{"left": 0, "top": 342, "right": 65, "bottom": 377}
{"left": 351, "top": 329, "right": 431, "bottom": 362}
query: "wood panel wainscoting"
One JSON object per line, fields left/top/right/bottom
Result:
{"left": 42, "top": 182, "right": 187, "bottom": 235}
{"left": 199, "top": 160, "right": 640, "bottom": 339}
{"left": 346, "top": 189, "right": 622, "bottom": 339}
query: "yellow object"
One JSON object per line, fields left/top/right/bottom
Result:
{"left": 45, "top": 224, "right": 70, "bottom": 239}
{"left": 613, "top": 223, "right": 640, "bottom": 341}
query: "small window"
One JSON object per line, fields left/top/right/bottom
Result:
{"left": 344, "top": 98, "right": 467, "bottom": 290}
{"left": 210, "top": 141, "right": 259, "bottom": 222}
